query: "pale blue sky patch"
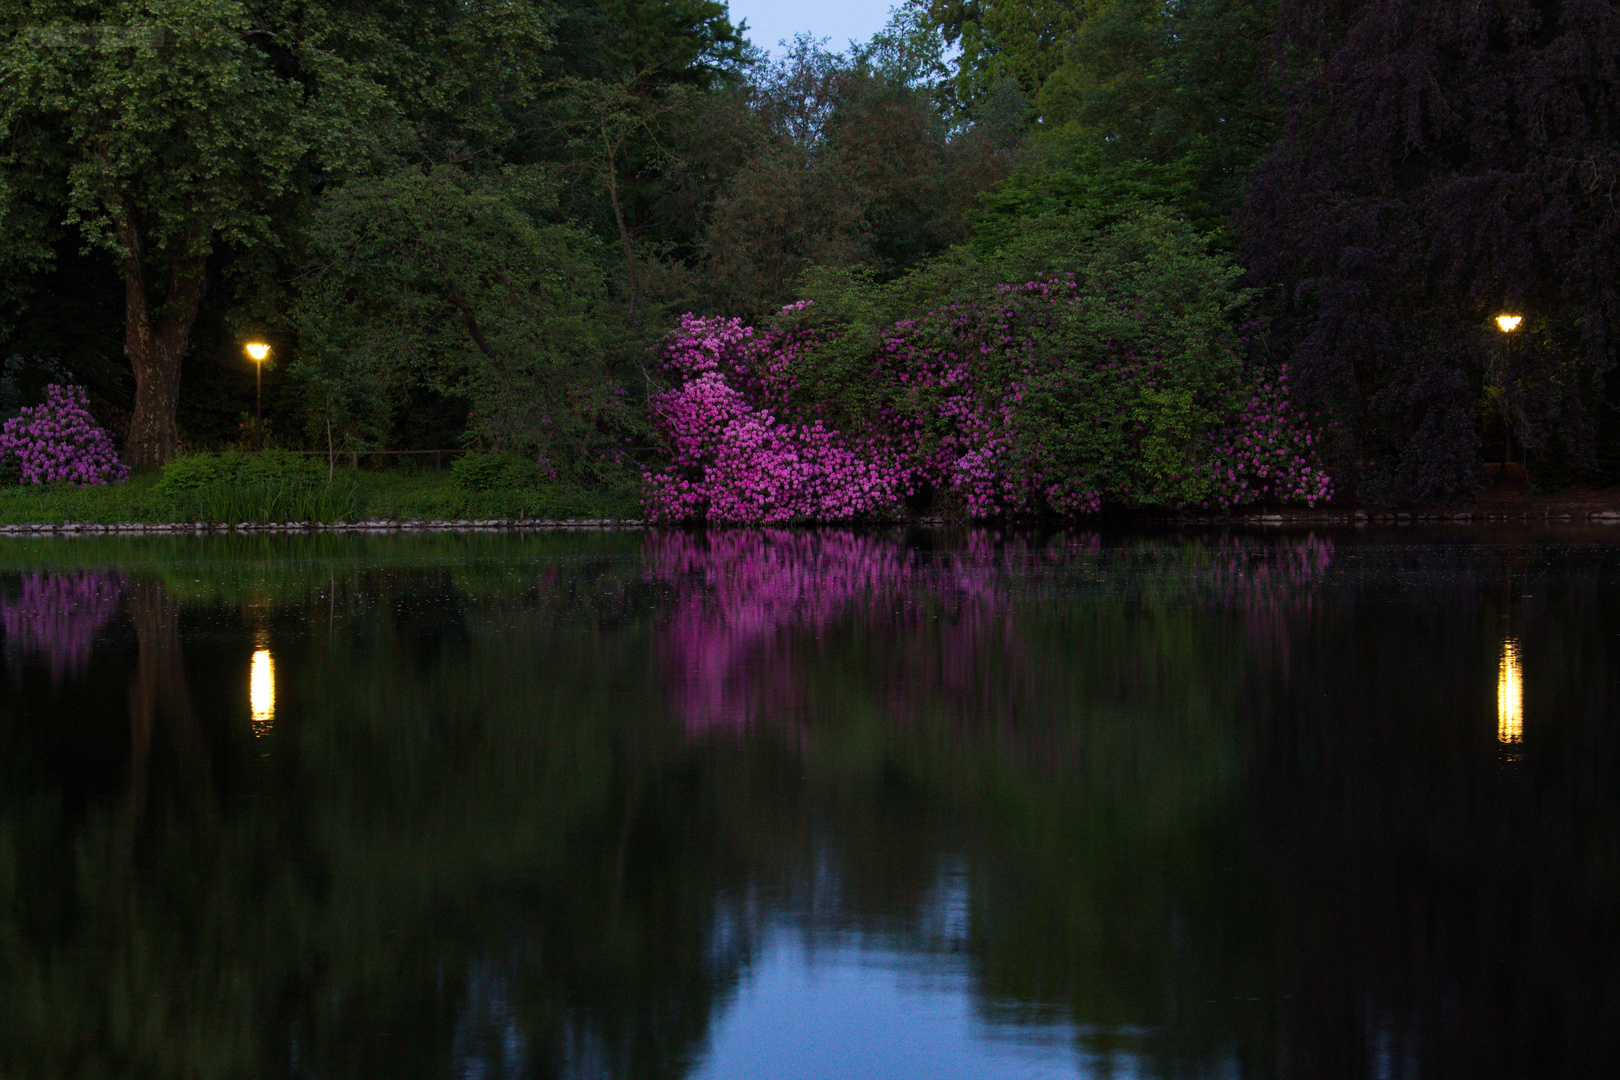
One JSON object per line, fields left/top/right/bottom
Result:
{"left": 727, "top": 1, "right": 899, "bottom": 57}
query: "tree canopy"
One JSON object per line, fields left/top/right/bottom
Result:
{"left": 1238, "top": 0, "right": 1620, "bottom": 499}
{"left": 0, "top": 0, "right": 1616, "bottom": 507}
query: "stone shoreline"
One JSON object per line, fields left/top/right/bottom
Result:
{"left": 1201, "top": 509, "right": 1620, "bottom": 526}
{"left": 2, "top": 509, "right": 1620, "bottom": 535}
{"left": 0, "top": 518, "right": 651, "bottom": 535}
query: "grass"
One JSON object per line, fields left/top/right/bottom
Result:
{"left": 0, "top": 465, "right": 644, "bottom": 525}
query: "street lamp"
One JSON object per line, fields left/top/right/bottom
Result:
{"left": 244, "top": 341, "right": 270, "bottom": 449}
{"left": 1490, "top": 315, "right": 1522, "bottom": 483}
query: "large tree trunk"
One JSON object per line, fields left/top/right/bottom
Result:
{"left": 115, "top": 207, "right": 208, "bottom": 468}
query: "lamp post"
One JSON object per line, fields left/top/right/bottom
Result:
{"left": 245, "top": 341, "right": 270, "bottom": 449}
{"left": 1492, "top": 314, "right": 1522, "bottom": 483}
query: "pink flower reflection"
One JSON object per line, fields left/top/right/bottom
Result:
{"left": 646, "top": 532, "right": 1334, "bottom": 739}
{"left": 1, "top": 571, "right": 126, "bottom": 680}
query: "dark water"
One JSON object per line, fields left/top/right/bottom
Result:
{"left": 0, "top": 527, "right": 1615, "bottom": 1079}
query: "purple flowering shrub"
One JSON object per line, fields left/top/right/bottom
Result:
{"left": 644, "top": 212, "right": 1332, "bottom": 522}
{"left": 0, "top": 384, "right": 129, "bottom": 485}
{"left": 1209, "top": 362, "right": 1334, "bottom": 508}
{"left": 643, "top": 313, "right": 912, "bottom": 523}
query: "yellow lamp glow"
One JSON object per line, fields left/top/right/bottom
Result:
{"left": 245, "top": 341, "right": 271, "bottom": 361}
{"left": 1497, "top": 638, "right": 1522, "bottom": 744}
{"left": 1496, "top": 314, "right": 1523, "bottom": 333}
{"left": 250, "top": 649, "right": 275, "bottom": 735}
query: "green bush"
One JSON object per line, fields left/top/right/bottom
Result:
{"left": 451, "top": 451, "right": 541, "bottom": 493}
{"left": 154, "top": 450, "right": 323, "bottom": 496}
{"left": 156, "top": 451, "right": 362, "bottom": 523}
{"left": 177, "top": 477, "right": 365, "bottom": 524}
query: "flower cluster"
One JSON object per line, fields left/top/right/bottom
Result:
{"left": 1205, "top": 365, "right": 1335, "bottom": 508}
{"left": 0, "top": 384, "right": 129, "bottom": 485}
{"left": 643, "top": 286, "right": 1332, "bottom": 523}
{"left": 642, "top": 314, "right": 912, "bottom": 523}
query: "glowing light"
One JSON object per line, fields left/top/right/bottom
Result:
{"left": 244, "top": 341, "right": 271, "bottom": 362}
{"left": 1497, "top": 638, "right": 1522, "bottom": 744}
{"left": 1496, "top": 314, "right": 1522, "bottom": 333}
{"left": 250, "top": 649, "right": 275, "bottom": 734}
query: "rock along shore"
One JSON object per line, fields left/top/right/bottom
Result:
{"left": 2, "top": 509, "right": 1620, "bottom": 535}
{"left": 0, "top": 519, "right": 651, "bottom": 535}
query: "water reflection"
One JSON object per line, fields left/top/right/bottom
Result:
{"left": 0, "top": 570, "right": 124, "bottom": 678}
{"left": 250, "top": 648, "right": 275, "bottom": 733}
{"left": 1498, "top": 637, "right": 1523, "bottom": 744}
{"left": 648, "top": 530, "right": 1334, "bottom": 738}
{"left": 0, "top": 530, "right": 1614, "bottom": 1080}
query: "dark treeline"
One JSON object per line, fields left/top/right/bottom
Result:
{"left": 1, "top": 0, "right": 1617, "bottom": 503}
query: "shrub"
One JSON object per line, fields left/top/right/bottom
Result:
{"left": 642, "top": 312, "right": 911, "bottom": 523}
{"left": 0, "top": 384, "right": 129, "bottom": 486}
{"left": 451, "top": 451, "right": 543, "bottom": 493}
{"left": 643, "top": 211, "right": 1333, "bottom": 522}
{"left": 178, "top": 477, "right": 364, "bottom": 524}
{"left": 154, "top": 450, "right": 322, "bottom": 496}
{"left": 155, "top": 451, "right": 358, "bottom": 523}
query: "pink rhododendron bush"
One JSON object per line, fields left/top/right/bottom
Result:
{"left": 644, "top": 210, "right": 1332, "bottom": 523}
{"left": 0, "top": 384, "right": 129, "bottom": 486}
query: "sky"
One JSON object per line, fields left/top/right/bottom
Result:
{"left": 725, "top": 0, "right": 899, "bottom": 57}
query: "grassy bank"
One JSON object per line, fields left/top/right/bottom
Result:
{"left": 0, "top": 466, "right": 643, "bottom": 525}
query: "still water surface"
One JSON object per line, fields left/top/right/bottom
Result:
{"left": 0, "top": 528, "right": 1615, "bottom": 1079}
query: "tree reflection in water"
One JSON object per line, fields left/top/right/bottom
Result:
{"left": 647, "top": 529, "right": 1333, "bottom": 742}
{"left": 0, "top": 531, "right": 1613, "bottom": 1080}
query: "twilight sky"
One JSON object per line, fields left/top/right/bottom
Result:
{"left": 726, "top": 0, "right": 899, "bottom": 57}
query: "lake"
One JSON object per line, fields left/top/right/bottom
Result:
{"left": 0, "top": 527, "right": 1615, "bottom": 1079}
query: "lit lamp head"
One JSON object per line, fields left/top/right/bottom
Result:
{"left": 1496, "top": 314, "right": 1523, "bottom": 333}
{"left": 245, "top": 341, "right": 271, "bottom": 362}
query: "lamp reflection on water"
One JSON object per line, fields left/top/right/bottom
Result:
{"left": 250, "top": 648, "right": 275, "bottom": 735}
{"left": 1498, "top": 637, "right": 1523, "bottom": 744}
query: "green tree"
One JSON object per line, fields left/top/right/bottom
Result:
{"left": 696, "top": 30, "right": 1023, "bottom": 319}
{"left": 0, "top": 0, "right": 556, "bottom": 465}
{"left": 923, "top": 0, "right": 1282, "bottom": 232}
{"left": 0, "top": 1, "right": 306, "bottom": 465}
{"left": 291, "top": 167, "right": 621, "bottom": 473}
{"left": 925, "top": 0, "right": 1096, "bottom": 110}
{"left": 543, "top": 0, "right": 747, "bottom": 324}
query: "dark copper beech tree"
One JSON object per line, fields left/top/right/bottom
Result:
{"left": 1237, "top": 0, "right": 1620, "bottom": 500}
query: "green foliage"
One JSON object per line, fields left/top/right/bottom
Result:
{"left": 152, "top": 450, "right": 361, "bottom": 522}
{"left": 798, "top": 204, "right": 1244, "bottom": 381}
{"left": 0, "top": 0, "right": 1294, "bottom": 496}
{"left": 153, "top": 450, "right": 322, "bottom": 495}
{"left": 923, "top": 0, "right": 1281, "bottom": 232}
{"left": 172, "top": 474, "right": 365, "bottom": 525}
{"left": 0, "top": 0, "right": 305, "bottom": 267}
{"left": 291, "top": 166, "right": 628, "bottom": 472}
{"left": 694, "top": 32, "right": 1023, "bottom": 319}
{"left": 451, "top": 451, "right": 543, "bottom": 493}
{"left": 0, "top": 462, "right": 640, "bottom": 524}
{"left": 787, "top": 207, "right": 1264, "bottom": 510}
{"left": 542, "top": 0, "right": 748, "bottom": 334}
{"left": 377, "top": 470, "right": 643, "bottom": 520}
{"left": 924, "top": 0, "right": 1094, "bottom": 110}
{"left": 0, "top": 0, "right": 563, "bottom": 462}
